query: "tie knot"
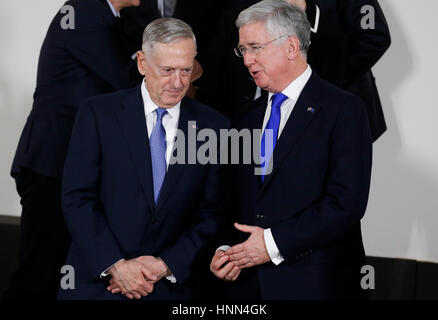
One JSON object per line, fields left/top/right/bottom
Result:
{"left": 271, "top": 93, "right": 288, "bottom": 110}
{"left": 155, "top": 108, "right": 167, "bottom": 121}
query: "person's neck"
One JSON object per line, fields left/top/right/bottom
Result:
{"left": 274, "top": 61, "right": 308, "bottom": 93}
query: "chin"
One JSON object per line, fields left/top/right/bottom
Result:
{"left": 163, "top": 97, "right": 182, "bottom": 107}
{"left": 254, "top": 78, "right": 267, "bottom": 89}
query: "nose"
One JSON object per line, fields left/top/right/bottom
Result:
{"left": 243, "top": 51, "right": 255, "bottom": 68}
{"left": 171, "top": 72, "right": 184, "bottom": 89}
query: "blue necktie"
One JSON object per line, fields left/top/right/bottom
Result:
{"left": 150, "top": 108, "right": 168, "bottom": 204}
{"left": 260, "top": 93, "right": 288, "bottom": 182}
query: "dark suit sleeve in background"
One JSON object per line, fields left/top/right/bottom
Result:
{"left": 339, "top": 0, "right": 391, "bottom": 84}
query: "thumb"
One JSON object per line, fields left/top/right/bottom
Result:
{"left": 140, "top": 265, "right": 157, "bottom": 281}
{"left": 234, "top": 222, "right": 257, "bottom": 234}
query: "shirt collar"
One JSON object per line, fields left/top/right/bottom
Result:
{"left": 106, "top": 0, "right": 120, "bottom": 18}
{"left": 268, "top": 64, "right": 312, "bottom": 103}
{"left": 141, "top": 79, "right": 181, "bottom": 119}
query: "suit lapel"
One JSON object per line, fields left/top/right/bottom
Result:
{"left": 245, "top": 95, "right": 269, "bottom": 190}
{"left": 116, "top": 86, "right": 155, "bottom": 213}
{"left": 259, "top": 72, "right": 323, "bottom": 192}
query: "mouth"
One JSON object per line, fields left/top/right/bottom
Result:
{"left": 250, "top": 70, "right": 262, "bottom": 77}
{"left": 165, "top": 89, "right": 183, "bottom": 95}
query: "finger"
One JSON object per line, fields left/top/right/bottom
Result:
{"left": 231, "top": 269, "right": 241, "bottom": 282}
{"left": 125, "top": 292, "right": 134, "bottom": 299}
{"left": 216, "top": 261, "right": 235, "bottom": 279}
{"left": 107, "top": 283, "right": 119, "bottom": 291}
{"left": 131, "top": 291, "right": 142, "bottom": 300}
{"left": 215, "top": 250, "right": 225, "bottom": 258}
{"left": 140, "top": 265, "right": 157, "bottom": 282}
{"left": 225, "top": 266, "right": 240, "bottom": 281}
{"left": 226, "top": 244, "right": 245, "bottom": 255}
{"left": 239, "top": 261, "right": 254, "bottom": 269}
{"left": 137, "top": 289, "right": 148, "bottom": 297}
{"left": 212, "top": 254, "right": 229, "bottom": 270}
{"left": 234, "top": 222, "right": 257, "bottom": 233}
{"left": 142, "top": 281, "right": 154, "bottom": 294}
{"left": 228, "top": 251, "right": 247, "bottom": 262}
{"left": 231, "top": 257, "right": 250, "bottom": 267}
{"left": 111, "top": 288, "right": 121, "bottom": 294}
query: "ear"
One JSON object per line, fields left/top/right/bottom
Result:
{"left": 137, "top": 50, "right": 147, "bottom": 76}
{"left": 287, "top": 35, "right": 300, "bottom": 60}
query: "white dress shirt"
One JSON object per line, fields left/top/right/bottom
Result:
{"left": 141, "top": 79, "right": 180, "bottom": 167}
{"left": 261, "top": 65, "right": 312, "bottom": 265}
{"left": 106, "top": 0, "right": 120, "bottom": 17}
{"left": 101, "top": 79, "right": 180, "bottom": 282}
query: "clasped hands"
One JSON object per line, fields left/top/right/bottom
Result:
{"left": 107, "top": 255, "right": 170, "bottom": 300}
{"left": 210, "top": 223, "right": 270, "bottom": 282}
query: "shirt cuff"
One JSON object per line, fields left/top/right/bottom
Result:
{"left": 264, "top": 228, "right": 284, "bottom": 265}
{"left": 165, "top": 274, "right": 177, "bottom": 283}
{"left": 216, "top": 245, "right": 231, "bottom": 252}
{"left": 100, "top": 258, "right": 125, "bottom": 278}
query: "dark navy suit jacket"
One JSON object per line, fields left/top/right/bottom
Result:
{"left": 311, "top": 0, "right": 391, "bottom": 141}
{"left": 226, "top": 72, "right": 372, "bottom": 300}
{"left": 57, "top": 86, "right": 229, "bottom": 300}
{"left": 11, "top": 0, "right": 140, "bottom": 180}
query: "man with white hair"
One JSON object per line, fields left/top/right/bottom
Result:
{"left": 210, "top": 0, "right": 372, "bottom": 299}
{"left": 58, "top": 17, "right": 228, "bottom": 300}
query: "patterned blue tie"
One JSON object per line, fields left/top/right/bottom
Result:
{"left": 150, "top": 108, "right": 168, "bottom": 204}
{"left": 260, "top": 93, "right": 288, "bottom": 182}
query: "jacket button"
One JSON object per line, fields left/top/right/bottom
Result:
{"left": 151, "top": 218, "right": 158, "bottom": 224}
{"left": 256, "top": 214, "right": 264, "bottom": 221}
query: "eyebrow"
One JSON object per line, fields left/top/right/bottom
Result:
{"left": 159, "top": 66, "right": 192, "bottom": 70}
{"left": 238, "top": 41, "right": 262, "bottom": 47}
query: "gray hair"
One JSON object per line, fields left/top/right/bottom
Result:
{"left": 142, "top": 17, "right": 197, "bottom": 53}
{"left": 236, "top": 0, "right": 311, "bottom": 55}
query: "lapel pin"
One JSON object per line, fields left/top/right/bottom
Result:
{"left": 307, "top": 106, "right": 316, "bottom": 113}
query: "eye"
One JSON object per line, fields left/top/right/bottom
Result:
{"left": 181, "top": 68, "right": 192, "bottom": 76}
{"left": 161, "top": 68, "right": 173, "bottom": 76}
{"left": 251, "top": 46, "right": 263, "bottom": 53}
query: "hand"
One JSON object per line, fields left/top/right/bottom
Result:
{"left": 225, "top": 223, "right": 270, "bottom": 269}
{"left": 108, "top": 256, "right": 170, "bottom": 298}
{"left": 107, "top": 259, "right": 157, "bottom": 299}
{"left": 285, "top": 0, "right": 306, "bottom": 11}
{"left": 132, "top": 255, "right": 171, "bottom": 281}
{"left": 210, "top": 250, "right": 241, "bottom": 282}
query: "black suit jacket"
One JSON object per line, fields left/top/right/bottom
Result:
{"left": 226, "top": 72, "right": 372, "bottom": 299}
{"left": 119, "top": 0, "right": 224, "bottom": 66}
{"left": 57, "top": 86, "right": 229, "bottom": 299}
{"left": 310, "top": 0, "right": 391, "bottom": 141}
{"left": 11, "top": 0, "right": 141, "bottom": 180}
